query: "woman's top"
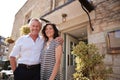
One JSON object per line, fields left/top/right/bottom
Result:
{"left": 40, "top": 39, "right": 61, "bottom": 80}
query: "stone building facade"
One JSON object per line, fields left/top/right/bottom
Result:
{"left": 9, "top": 0, "right": 120, "bottom": 80}
{"left": 89, "top": 0, "right": 120, "bottom": 80}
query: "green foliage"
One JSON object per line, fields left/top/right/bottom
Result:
{"left": 20, "top": 24, "right": 30, "bottom": 36}
{"left": 72, "top": 41, "right": 112, "bottom": 80}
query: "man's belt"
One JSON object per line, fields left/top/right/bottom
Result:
{"left": 18, "top": 64, "right": 40, "bottom": 69}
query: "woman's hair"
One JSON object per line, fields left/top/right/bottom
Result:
{"left": 42, "top": 23, "right": 59, "bottom": 41}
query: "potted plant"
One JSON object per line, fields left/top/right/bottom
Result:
{"left": 5, "top": 37, "right": 14, "bottom": 44}
{"left": 72, "top": 41, "right": 112, "bottom": 80}
{"left": 20, "top": 24, "right": 30, "bottom": 36}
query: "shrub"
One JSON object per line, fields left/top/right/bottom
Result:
{"left": 72, "top": 41, "right": 112, "bottom": 80}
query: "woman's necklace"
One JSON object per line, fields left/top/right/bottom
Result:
{"left": 46, "top": 41, "right": 51, "bottom": 49}
{"left": 46, "top": 41, "right": 50, "bottom": 47}
{"left": 46, "top": 39, "right": 53, "bottom": 49}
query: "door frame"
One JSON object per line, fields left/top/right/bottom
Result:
{"left": 64, "top": 33, "right": 79, "bottom": 80}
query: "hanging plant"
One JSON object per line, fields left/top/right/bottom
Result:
{"left": 72, "top": 41, "right": 112, "bottom": 80}
{"left": 20, "top": 24, "right": 30, "bottom": 36}
{"left": 5, "top": 37, "right": 15, "bottom": 44}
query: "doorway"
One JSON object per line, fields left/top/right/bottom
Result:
{"left": 63, "top": 26, "right": 87, "bottom": 80}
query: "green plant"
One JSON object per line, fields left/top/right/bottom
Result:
{"left": 72, "top": 41, "right": 112, "bottom": 80}
{"left": 20, "top": 24, "right": 30, "bottom": 36}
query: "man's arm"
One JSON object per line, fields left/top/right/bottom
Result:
{"left": 10, "top": 56, "right": 17, "bottom": 72}
{"left": 55, "top": 36, "right": 64, "bottom": 45}
{"left": 9, "top": 37, "right": 22, "bottom": 72}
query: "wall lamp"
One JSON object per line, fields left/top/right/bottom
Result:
{"left": 79, "top": 0, "right": 94, "bottom": 12}
{"left": 62, "top": 13, "right": 67, "bottom": 22}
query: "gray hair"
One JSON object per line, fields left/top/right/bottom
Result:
{"left": 28, "top": 18, "right": 42, "bottom": 26}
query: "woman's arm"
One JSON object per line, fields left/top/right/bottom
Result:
{"left": 49, "top": 45, "right": 62, "bottom": 80}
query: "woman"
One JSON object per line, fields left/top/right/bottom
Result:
{"left": 41, "top": 23, "right": 62, "bottom": 80}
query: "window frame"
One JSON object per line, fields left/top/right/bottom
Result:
{"left": 106, "top": 28, "right": 120, "bottom": 54}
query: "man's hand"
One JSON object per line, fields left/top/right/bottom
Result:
{"left": 55, "top": 36, "right": 64, "bottom": 45}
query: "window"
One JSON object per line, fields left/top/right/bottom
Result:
{"left": 106, "top": 29, "right": 120, "bottom": 53}
{"left": 68, "top": 41, "right": 76, "bottom": 66}
{"left": 55, "top": 0, "right": 62, "bottom": 8}
{"left": 24, "top": 11, "right": 31, "bottom": 24}
{"left": 67, "top": 0, "right": 73, "bottom": 2}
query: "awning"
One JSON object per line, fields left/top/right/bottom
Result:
{"left": 40, "top": 0, "right": 86, "bottom": 24}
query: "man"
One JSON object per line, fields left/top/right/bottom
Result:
{"left": 9, "top": 18, "right": 63, "bottom": 80}
{"left": 10, "top": 18, "right": 43, "bottom": 80}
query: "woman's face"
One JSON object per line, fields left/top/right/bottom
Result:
{"left": 45, "top": 25, "right": 54, "bottom": 38}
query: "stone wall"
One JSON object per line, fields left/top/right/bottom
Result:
{"left": 88, "top": 0, "right": 120, "bottom": 79}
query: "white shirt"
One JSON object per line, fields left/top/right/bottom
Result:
{"left": 10, "top": 35, "right": 44, "bottom": 65}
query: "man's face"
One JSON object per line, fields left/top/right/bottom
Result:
{"left": 29, "top": 20, "right": 41, "bottom": 35}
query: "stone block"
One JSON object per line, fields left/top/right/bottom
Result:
{"left": 113, "top": 55, "right": 120, "bottom": 66}
{"left": 104, "top": 54, "right": 113, "bottom": 65}
{"left": 88, "top": 32, "right": 105, "bottom": 43}
{"left": 112, "top": 67, "right": 120, "bottom": 74}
